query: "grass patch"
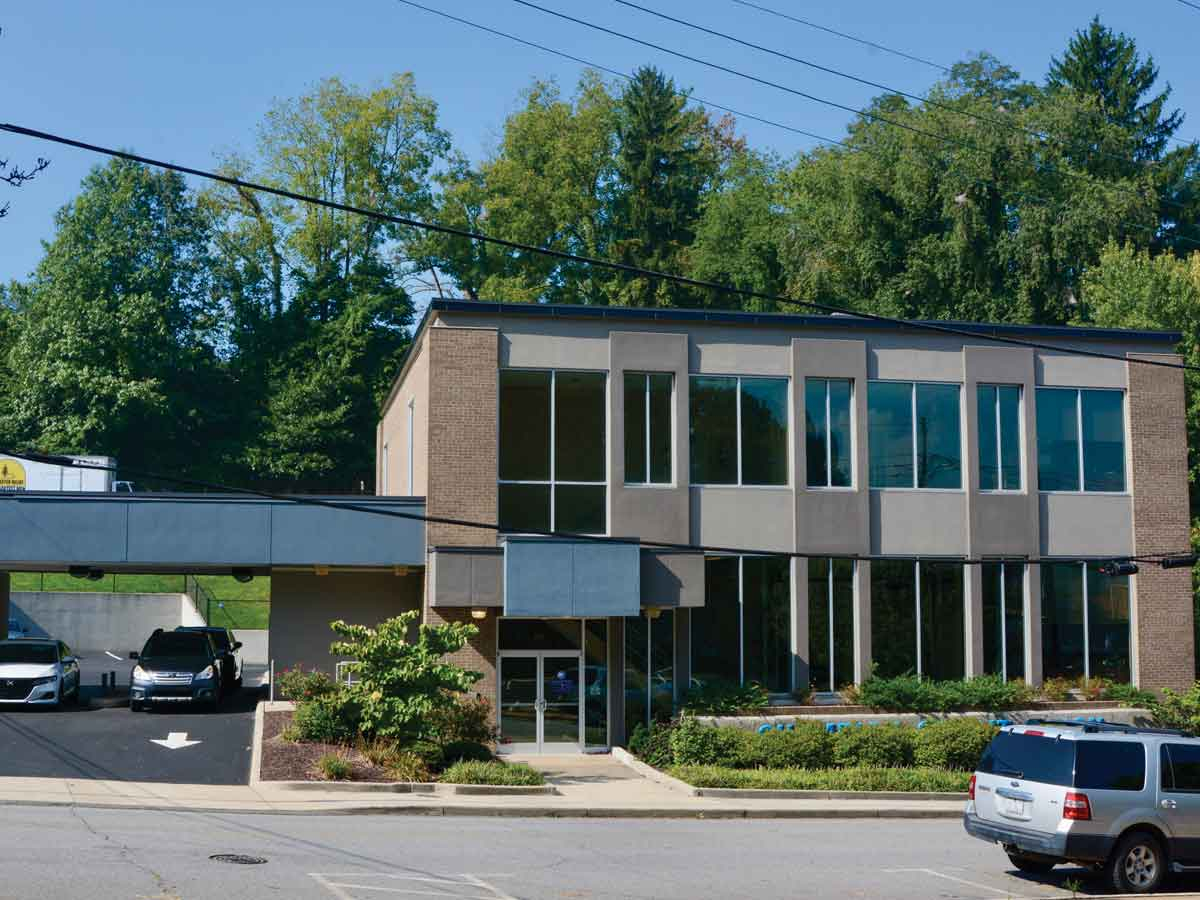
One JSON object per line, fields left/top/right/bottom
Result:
{"left": 669, "top": 765, "right": 970, "bottom": 793}
{"left": 440, "top": 760, "right": 545, "bottom": 786}
{"left": 316, "top": 751, "right": 353, "bottom": 781}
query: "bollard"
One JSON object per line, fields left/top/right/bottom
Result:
{"left": 101, "top": 673, "right": 108, "bottom": 692}
{"left": 109, "top": 671, "right": 117, "bottom": 695}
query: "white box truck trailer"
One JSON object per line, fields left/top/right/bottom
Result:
{"left": 0, "top": 455, "right": 119, "bottom": 492}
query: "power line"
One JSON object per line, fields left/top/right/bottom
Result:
{"left": 1, "top": 119, "right": 1195, "bottom": 373}
{"left": 728, "top": 0, "right": 950, "bottom": 74}
{"left": 1176, "top": 0, "right": 1200, "bottom": 12}
{"left": 395, "top": 0, "right": 1191, "bottom": 259}
{"left": 2, "top": 448, "right": 1189, "bottom": 566}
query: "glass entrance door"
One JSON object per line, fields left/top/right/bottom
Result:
{"left": 498, "top": 652, "right": 582, "bottom": 753}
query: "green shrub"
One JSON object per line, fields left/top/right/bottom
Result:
{"left": 670, "top": 765, "right": 970, "bottom": 793}
{"left": 1040, "top": 676, "right": 1076, "bottom": 702}
{"left": 856, "top": 674, "right": 1032, "bottom": 712}
{"left": 316, "top": 752, "right": 352, "bottom": 781}
{"left": 680, "top": 679, "right": 770, "bottom": 715}
{"left": 293, "top": 695, "right": 359, "bottom": 744}
{"left": 386, "top": 751, "right": 433, "bottom": 783}
{"left": 629, "top": 721, "right": 676, "bottom": 769}
{"left": 275, "top": 666, "right": 337, "bottom": 702}
{"left": 425, "top": 694, "right": 498, "bottom": 747}
{"left": 914, "top": 718, "right": 998, "bottom": 770}
{"left": 357, "top": 736, "right": 404, "bottom": 768}
{"left": 831, "top": 724, "right": 916, "bottom": 767}
{"left": 440, "top": 740, "right": 494, "bottom": 764}
{"left": 1104, "top": 682, "right": 1156, "bottom": 707}
{"left": 440, "top": 761, "right": 545, "bottom": 786}
{"left": 669, "top": 717, "right": 749, "bottom": 767}
{"left": 749, "top": 724, "right": 833, "bottom": 769}
{"left": 1151, "top": 683, "right": 1200, "bottom": 735}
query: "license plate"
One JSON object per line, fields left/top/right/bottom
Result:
{"left": 1003, "top": 797, "right": 1029, "bottom": 819}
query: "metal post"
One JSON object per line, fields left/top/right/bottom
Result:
{"left": 269, "top": 660, "right": 275, "bottom": 702}
{"left": 109, "top": 671, "right": 117, "bottom": 695}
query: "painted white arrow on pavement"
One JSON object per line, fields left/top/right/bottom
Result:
{"left": 150, "top": 732, "right": 202, "bottom": 750}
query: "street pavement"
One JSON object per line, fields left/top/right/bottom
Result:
{"left": 2, "top": 808, "right": 1199, "bottom": 899}
{"left": 0, "top": 688, "right": 258, "bottom": 784}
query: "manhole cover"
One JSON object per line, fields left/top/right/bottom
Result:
{"left": 210, "top": 854, "right": 267, "bottom": 866}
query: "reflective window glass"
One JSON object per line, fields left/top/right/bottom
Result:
{"left": 870, "top": 559, "right": 917, "bottom": 677}
{"left": 499, "top": 370, "right": 550, "bottom": 481}
{"left": 692, "top": 557, "right": 740, "bottom": 684}
{"left": 740, "top": 378, "right": 789, "bottom": 486}
{"left": 868, "top": 382, "right": 913, "bottom": 488}
{"left": 1041, "top": 563, "right": 1086, "bottom": 679}
{"left": 916, "top": 384, "right": 961, "bottom": 489}
{"left": 1082, "top": 390, "right": 1125, "bottom": 492}
{"left": 743, "top": 557, "right": 790, "bottom": 692}
{"left": 690, "top": 377, "right": 738, "bottom": 484}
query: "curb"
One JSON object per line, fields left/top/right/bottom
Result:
{"left": 271, "top": 780, "right": 436, "bottom": 793}
{"left": 693, "top": 787, "right": 968, "bottom": 802}
{"left": 611, "top": 747, "right": 697, "bottom": 795}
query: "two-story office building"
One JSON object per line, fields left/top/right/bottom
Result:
{"left": 376, "top": 299, "right": 1194, "bottom": 752}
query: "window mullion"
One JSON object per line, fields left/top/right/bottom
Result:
{"left": 1082, "top": 562, "right": 1090, "bottom": 681}
{"left": 549, "top": 372, "right": 556, "bottom": 529}
{"left": 1076, "top": 390, "right": 1085, "bottom": 492}
{"left": 911, "top": 384, "right": 919, "bottom": 488}
{"left": 995, "top": 387, "right": 1003, "bottom": 491}
{"left": 999, "top": 563, "right": 1008, "bottom": 681}
{"left": 644, "top": 375, "right": 651, "bottom": 485}
{"left": 736, "top": 378, "right": 743, "bottom": 487}
{"left": 828, "top": 559, "right": 835, "bottom": 691}
{"left": 738, "top": 556, "right": 745, "bottom": 684}
{"left": 825, "top": 381, "right": 833, "bottom": 488}
{"left": 915, "top": 561, "right": 923, "bottom": 677}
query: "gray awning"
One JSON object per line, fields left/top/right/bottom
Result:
{"left": 503, "top": 537, "right": 640, "bottom": 617}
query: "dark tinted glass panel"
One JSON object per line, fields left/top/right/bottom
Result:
{"left": 499, "top": 618, "right": 581, "bottom": 650}
{"left": 1042, "top": 563, "right": 1085, "bottom": 679}
{"left": 498, "top": 483, "right": 550, "bottom": 533}
{"left": 624, "top": 615, "right": 648, "bottom": 737}
{"left": 920, "top": 562, "right": 964, "bottom": 680}
{"left": 651, "top": 610, "right": 675, "bottom": 721}
{"left": 1087, "top": 564, "right": 1130, "bottom": 682}
{"left": 584, "top": 619, "right": 608, "bottom": 747}
{"left": 981, "top": 562, "right": 1003, "bottom": 675}
{"left": 554, "top": 484, "right": 605, "bottom": 534}
{"left": 808, "top": 557, "right": 831, "bottom": 692}
{"left": 1004, "top": 563, "right": 1025, "bottom": 680}
{"left": 1165, "top": 744, "right": 1200, "bottom": 792}
{"left": 624, "top": 373, "right": 646, "bottom": 484}
{"left": 741, "top": 378, "right": 789, "bottom": 486}
{"left": 871, "top": 559, "right": 917, "bottom": 677}
{"left": 144, "top": 632, "right": 210, "bottom": 657}
{"left": 916, "top": 383, "right": 961, "bottom": 489}
{"left": 1075, "top": 741, "right": 1145, "bottom": 791}
{"left": 649, "top": 373, "right": 672, "bottom": 484}
{"left": 978, "top": 386, "right": 999, "bottom": 491}
{"left": 806, "top": 379, "right": 828, "bottom": 488}
{"left": 693, "top": 557, "right": 741, "bottom": 684}
{"left": 868, "top": 382, "right": 913, "bottom": 487}
{"left": 690, "top": 377, "right": 738, "bottom": 484}
{"left": 998, "top": 385, "right": 1021, "bottom": 490}
{"left": 0, "top": 643, "right": 57, "bottom": 664}
{"left": 1037, "top": 389, "right": 1079, "bottom": 491}
{"left": 829, "top": 380, "right": 853, "bottom": 487}
{"left": 555, "top": 372, "right": 606, "bottom": 482}
{"left": 1082, "top": 390, "right": 1125, "bottom": 492}
{"left": 831, "top": 559, "right": 855, "bottom": 689}
{"left": 499, "top": 370, "right": 551, "bottom": 480}
{"left": 979, "top": 732, "right": 1075, "bottom": 786}
{"left": 743, "top": 556, "right": 791, "bottom": 692}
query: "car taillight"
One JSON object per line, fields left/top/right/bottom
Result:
{"left": 1023, "top": 729, "right": 1044, "bottom": 737}
{"left": 1064, "top": 792, "right": 1091, "bottom": 821}
{"left": 968, "top": 775, "right": 976, "bottom": 801}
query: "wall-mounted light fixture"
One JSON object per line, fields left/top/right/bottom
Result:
{"left": 644, "top": 607, "right": 662, "bottom": 620}
{"left": 314, "top": 565, "right": 330, "bottom": 577}
{"left": 393, "top": 565, "right": 410, "bottom": 576}
{"left": 232, "top": 568, "right": 254, "bottom": 584}
{"left": 470, "top": 608, "right": 488, "bottom": 620}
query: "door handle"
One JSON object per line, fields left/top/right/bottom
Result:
{"left": 1162, "top": 799, "right": 1178, "bottom": 810}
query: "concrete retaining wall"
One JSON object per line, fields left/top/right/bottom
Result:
{"left": 237, "top": 629, "right": 268, "bottom": 666}
{"left": 10, "top": 591, "right": 204, "bottom": 651}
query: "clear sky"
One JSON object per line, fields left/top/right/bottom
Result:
{"left": 3, "top": 0, "right": 1199, "bottom": 285}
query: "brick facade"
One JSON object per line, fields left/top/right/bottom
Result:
{"left": 1129, "top": 353, "right": 1195, "bottom": 691}
{"left": 425, "top": 605, "right": 498, "bottom": 717}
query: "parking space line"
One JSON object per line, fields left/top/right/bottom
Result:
{"left": 883, "top": 866, "right": 1048, "bottom": 898}
{"left": 308, "top": 873, "right": 517, "bottom": 900}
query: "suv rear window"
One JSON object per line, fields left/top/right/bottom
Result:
{"left": 979, "top": 732, "right": 1075, "bottom": 786}
{"left": 1075, "top": 740, "right": 1145, "bottom": 791}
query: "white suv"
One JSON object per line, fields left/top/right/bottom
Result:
{"left": 965, "top": 719, "right": 1200, "bottom": 893}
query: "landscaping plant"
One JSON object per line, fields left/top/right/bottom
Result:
{"left": 275, "top": 666, "right": 337, "bottom": 702}
{"left": 1151, "top": 683, "right": 1200, "bottom": 735}
{"left": 316, "top": 751, "right": 353, "bottom": 781}
{"left": 440, "top": 761, "right": 546, "bottom": 786}
{"left": 913, "top": 718, "right": 998, "bottom": 770}
{"left": 629, "top": 721, "right": 677, "bottom": 769}
{"left": 670, "top": 765, "right": 970, "bottom": 793}
{"left": 680, "top": 679, "right": 770, "bottom": 715}
{"left": 830, "top": 724, "right": 916, "bottom": 768}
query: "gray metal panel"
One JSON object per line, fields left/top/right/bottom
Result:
{"left": 1039, "top": 493, "right": 1134, "bottom": 557}
{"left": 0, "top": 497, "right": 129, "bottom": 564}
{"left": 270, "top": 502, "right": 425, "bottom": 566}
{"left": 503, "top": 538, "right": 640, "bottom": 617}
{"left": 429, "top": 548, "right": 503, "bottom": 608}
{"left": 127, "top": 500, "right": 270, "bottom": 565}
{"left": 640, "top": 550, "right": 705, "bottom": 608}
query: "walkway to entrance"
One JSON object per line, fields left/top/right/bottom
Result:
{"left": 501, "top": 752, "right": 685, "bottom": 805}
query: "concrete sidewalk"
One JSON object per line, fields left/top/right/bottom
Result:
{"left": 0, "top": 752, "right": 965, "bottom": 819}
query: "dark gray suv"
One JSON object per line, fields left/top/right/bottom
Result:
{"left": 965, "top": 720, "right": 1200, "bottom": 893}
{"left": 129, "top": 629, "right": 224, "bottom": 711}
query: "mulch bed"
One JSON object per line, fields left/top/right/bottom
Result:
{"left": 259, "top": 710, "right": 394, "bottom": 782}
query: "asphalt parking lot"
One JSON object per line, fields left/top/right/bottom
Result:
{"left": 0, "top": 687, "right": 260, "bottom": 785}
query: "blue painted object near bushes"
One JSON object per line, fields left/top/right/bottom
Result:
{"left": 757, "top": 723, "right": 772, "bottom": 734}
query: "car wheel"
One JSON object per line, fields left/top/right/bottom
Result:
{"left": 1107, "top": 831, "right": 1165, "bottom": 894}
{"left": 130, "top": 700, "right": 142, "bottom": 712}
{"left": 1007, "top": 853, "right": 1056, "bottom": 875}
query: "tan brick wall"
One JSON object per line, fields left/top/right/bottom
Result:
{"left": 426, "top": 326, "right": 499, "bottom": 547}
{"left": 424, "top": 605, "right": 498, "bottom": 722}
{"left": 1129, "top": 353, "right": 1195, "bottom": 691}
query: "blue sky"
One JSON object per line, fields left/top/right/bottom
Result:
{"left": 3, "top": 0, "right": 1199, "bottom": 285}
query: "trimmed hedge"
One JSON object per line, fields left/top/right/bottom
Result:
{"left": 856, "top": 674, "right": 1034, "bottom": 712}
{"left": 913, "top": 718, "right": 998, "bottom": 770}
{"left": 670, "top": 765, "right": 970, "bottom": 793}
{"left": 440, "top": 761, "right": 545, "bottom": 786}
{"left": 831, "top": 724, "right": 915, "bottom": 768}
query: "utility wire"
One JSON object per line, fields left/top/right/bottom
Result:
{"left": 729, "top": 0, "right": 950, "bottom": 73}
{"left": 1, "top": 120, "right": 1196, "bottom": 373}
{"left": 1176, "top": 0, "right": 1200, "bottom": 12}
{"left": 1, "top": 448, "right": 1190, "bottom": 566}
{"left": 395, "top": 0, "right": 1188, "bottom": 257}
{"left": 521, "top": 0, "right": 1195, "bottom": 224}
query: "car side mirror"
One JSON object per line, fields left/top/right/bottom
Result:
{"left": 129, "top": 651, "right": 139, "bottom": 660}
{"left": 232, "top": 642, "right": 243, "bottom": 650}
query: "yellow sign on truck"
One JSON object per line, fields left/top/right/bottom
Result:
{"left": 0, "top": 458, "right": 26, "bottom": 491}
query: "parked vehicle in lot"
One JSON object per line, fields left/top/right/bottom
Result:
{"left": 175, "top": 625, "right": 243, "bottom": 690}
{"left": 0, "top": 639, "right": 81, "bottom": 707}
{"left": 964, "top": 719, "right": 1200, "bottom": 894}
{"left": 129, "top": 629, "right": 227, "bottom": 711}
{"left": 7, "top": 618, "right": 28, "bottom": 640}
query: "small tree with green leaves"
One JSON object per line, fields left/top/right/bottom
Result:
{"left": 328, "top": 611, "right": 482, "bottom": 741}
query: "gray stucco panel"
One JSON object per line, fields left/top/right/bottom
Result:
{"left": 503, "top": 538, "right": 640, "bottom": 617}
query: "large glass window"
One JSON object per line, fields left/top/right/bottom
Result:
{"left": 1041, "top": 562, "right": 1131, "bottom": 681}
{"left": 499, "top": 369, "right": 606, "bottom": 533}
{"left": 870, "top": 560, "right": 964, "bottom": 678}
{"left": 584, "top": 619, "right": 608, "bottom": 748}
{"left": 1036, "top": 388, "right": 1126, "bottom": 492}
{"left": 692, "top": 556, "right": 792, "bottom": 692}
{"left": 624, "top": 373, "right": 672, "bottom": 484}
{"left": 982, "top": 562, "right": 1025, "bottom": 681}
{"left": 868, "top": 382, "right": 962, "bottom": 489}
{"left": 806, "top": 379, "right": 853, "bottom": 488}
{"left": 807, "top": 558, "right": 855, "bottom": 692}
{"left": 623, "top": 610, "right": 675, "bottom": 736}
{"left": 977, "top": 385, "right": 1022, "bottom": 491}
{"left": 690, "top": 376, "right": 788, "bottom": 486}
